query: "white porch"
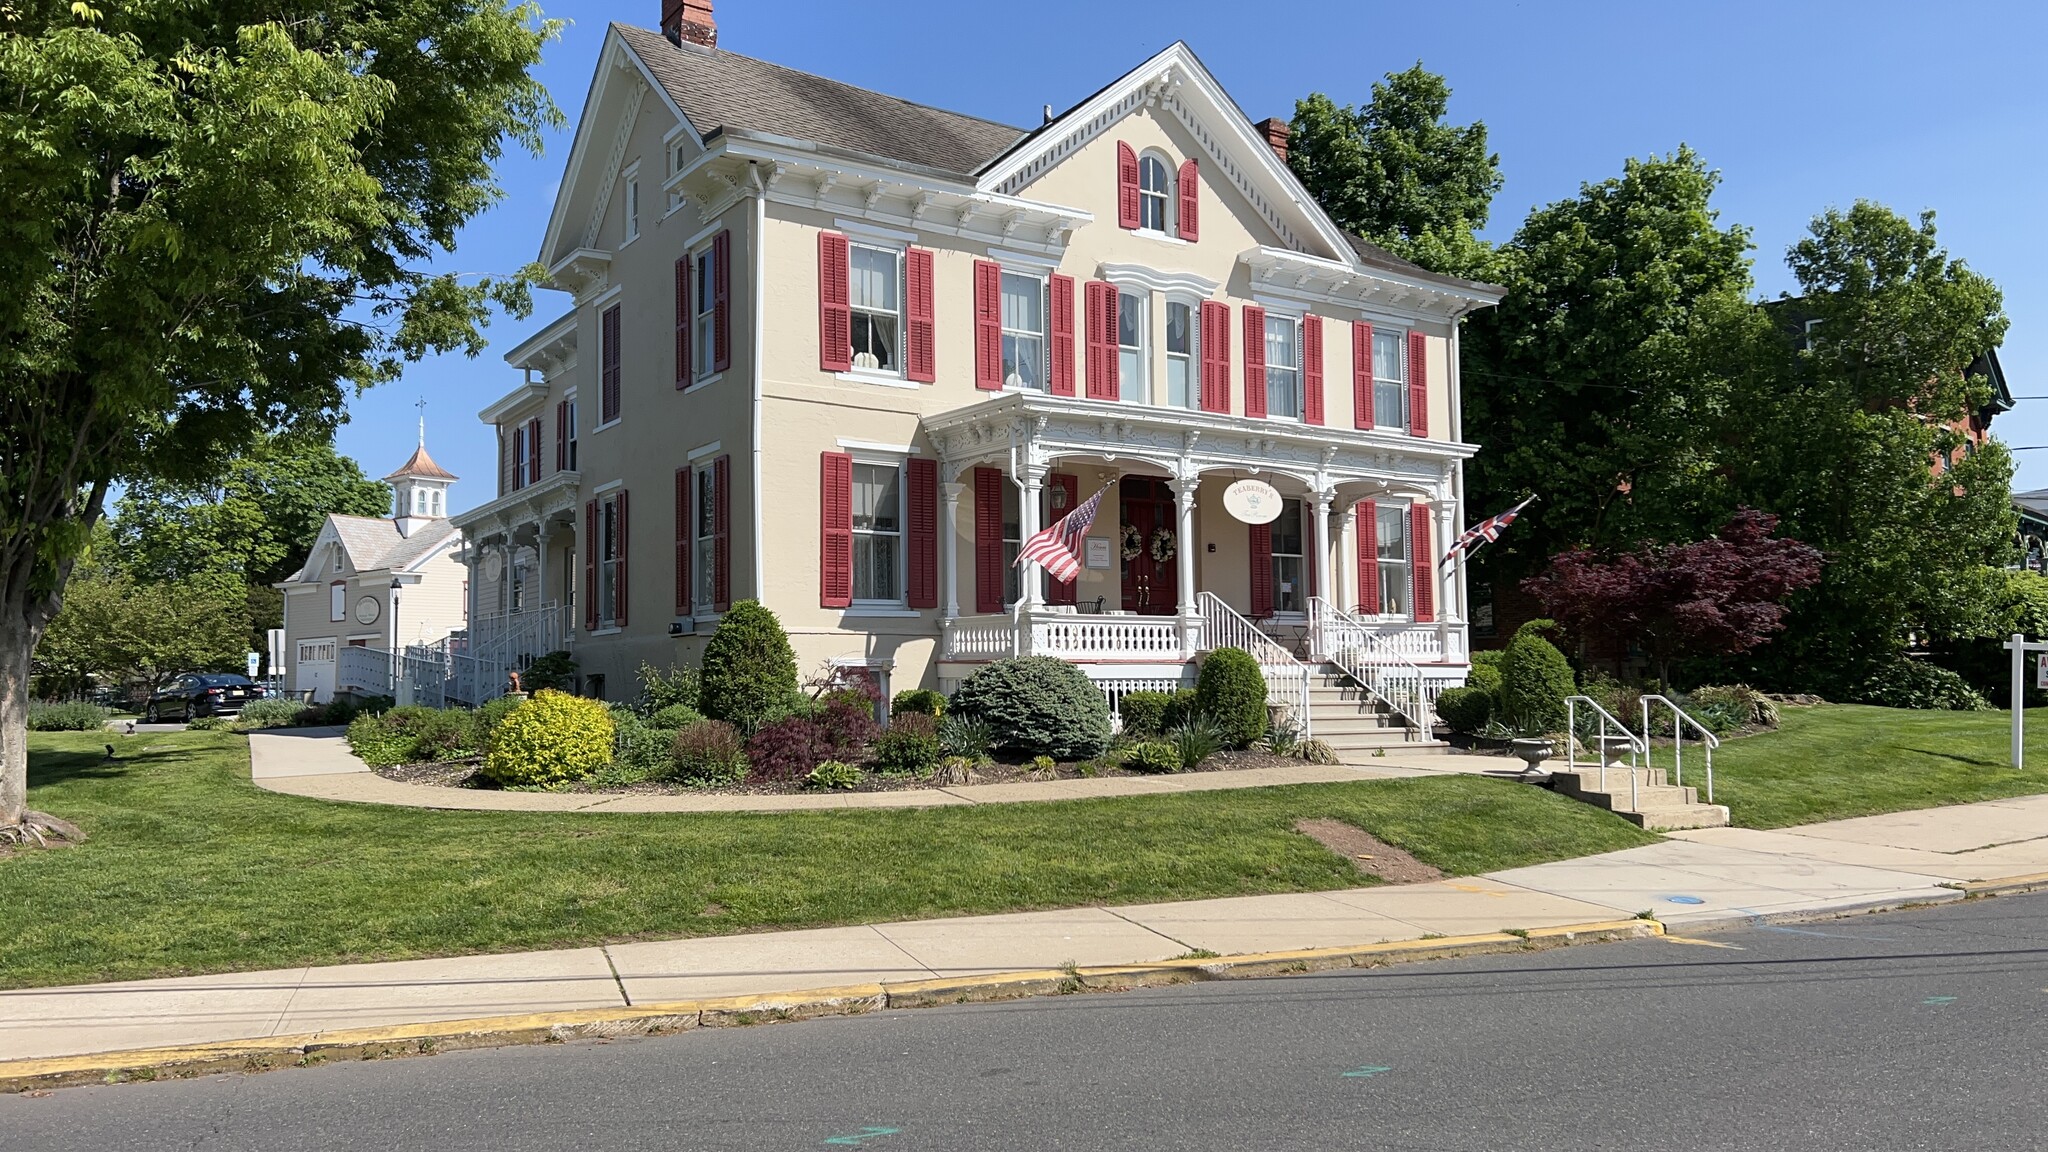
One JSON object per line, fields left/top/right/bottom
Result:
{"left": 448, "top": 469, "right": 583, "bottom": 704}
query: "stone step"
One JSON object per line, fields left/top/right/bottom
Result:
{"left": 1549, "top": 765, "right": 1671, "bottom": 791}
{"left": 1615, "top": 803, "right": 1731, "bottom": 831}
{"left": 1559, "top": 783, "right": 1699, "bottom": 812}
{"left": 1307, "top": 715, "right": 1404, "bottom": 735}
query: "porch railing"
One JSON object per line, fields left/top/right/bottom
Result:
{"left": 1030, "top": 614, "right": 1182, "bottom": 659}
{"left": 1197, "top": 591, "right": 1310, "bottom": 735}
{"left": 450, "top": 601, "right": 569, "bottom": 706}
{"left": 1309, "top": 596, "right": 1439, "bottom": 740}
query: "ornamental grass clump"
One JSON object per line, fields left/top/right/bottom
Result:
{"left": 480, "top": 690, "right": 613, "bottom": 789}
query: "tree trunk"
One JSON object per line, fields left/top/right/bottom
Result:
{"left": 0, "top": 612, "right": 33, "bottom": 827}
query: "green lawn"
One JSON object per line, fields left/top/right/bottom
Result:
{"left": 0, "top": 731, "right": 1655, "bottom": 990}
{"left": 1706, "top": 704, "right": 2048, "bottom": 829}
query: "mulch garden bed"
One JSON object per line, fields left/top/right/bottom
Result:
{"left": 367, "top": 748, "right": 1317, "bottom": 796}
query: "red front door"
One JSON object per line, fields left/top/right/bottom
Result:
{"left": 1120, "top": 478, "right": 1178, "bottom": 615}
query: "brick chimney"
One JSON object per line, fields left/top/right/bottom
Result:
{"left": 663, "top": 0, "right": 717, "bottom": 47}
{"left": 1255, "top": 117, "right": 1291, "bottom": 164}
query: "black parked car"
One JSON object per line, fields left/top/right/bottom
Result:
{"left": 145, "top": 673, "right": 261, "bottom": 722}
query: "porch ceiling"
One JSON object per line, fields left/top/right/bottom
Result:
{"left": 921, "top": 392, "right": 1467, "bottom": 502}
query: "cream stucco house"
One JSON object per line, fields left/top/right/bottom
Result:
{"left": 451, "top": 1, "right": 1502, "bottom": 749}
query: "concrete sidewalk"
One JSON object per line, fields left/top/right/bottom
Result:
{"left": 10, "top": 793, "right": 2047, "bottom": 1065}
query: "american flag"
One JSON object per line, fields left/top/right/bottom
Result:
{"left": 1441, "top": 495, "right": 1536, "bottom": 568}
{"left": 1015, "top": 486, "right": 1105, "bottom": 583}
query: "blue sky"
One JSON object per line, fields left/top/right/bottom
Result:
{"left": 348, "top": 0, "right": 2048, "bottom": 512}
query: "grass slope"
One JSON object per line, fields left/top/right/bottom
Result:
{"left": 1708, "top": 704, "right": 2048, "bottom": 829}
{"left": 0, "top": 731, "right": 1654, "bottom": 989}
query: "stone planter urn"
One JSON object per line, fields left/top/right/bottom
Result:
{"left": 1510, "top": 737, "right": 1555, "bottom": 772}
{"left": 1590, "top": 734, "right": 1638, "bottom": 768}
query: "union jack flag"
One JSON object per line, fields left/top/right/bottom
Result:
{"left": 1441, "top": 495, "right": 1536, "bottom": 568}
{"left": 1015, "top": 486, "right": 1105, "bottom": 583}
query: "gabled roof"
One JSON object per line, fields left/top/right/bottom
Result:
{"left": 282, "top": 516, "right": 460, "bottom": 584}
{"left": 614, "top": 24, "right": 1026, "bottom": 179}
{"left": 385, "top": 444, "right": 458, "bottom": 482}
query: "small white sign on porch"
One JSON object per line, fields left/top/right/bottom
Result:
{"left": 1085, "top": 537, "right": 1112, "bottom": 570}
{"left": 1222, "top": 479, "right": 1283, "bottom": 525}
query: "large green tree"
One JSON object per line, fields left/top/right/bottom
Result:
{"left": 1287, "top": 65, "right": 1503, "bottom": 279}
{"left": 0, "top": 2, "right": 559, "bottom": 837}
{"left": 35, "top": 556, "right": 250, "bottom": 702}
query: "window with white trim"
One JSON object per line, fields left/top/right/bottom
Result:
{"left": 1118, "top": 290, "right": 1148, "bottom": 403}
{"left": 692, "top": 461, "right": 717, "bottom": 613}
{"left": 1803, "top": 318, "right": 1823, "bottom": 351}
{"left": 1166, "top": 300, "right": 1197, "bottom": 409}
{"left": 1000, "top": 479, "right": 1048, "bottom": 607}
{"left": 1265, "top": 313, "right": 1302, "bottom": 419}
{"left": 431, "top": 489, "right": 444, "bottom": 516}
{"left": 851, "top": 461, "right": 904, "bottom": 604}
{"left": 1000, "top": 271, "right": 1047, "bottom": 390}
{"left": 848, "top": 242, "right": 901, "bottom": 374}
{"left": 1375, "top": 503, "right": 1411, "bottom": 618}
{"left": 510, "top": 423, "right": 528, "bottom": 489}
{"left": 598, "top": 494, "right": 622, "bottom": 627}
{"left": 1138, "top": 152, "right": 1172, "bottom": 233}
{"left": 692, "top": 246, "right": 716, "bottom": 381}
{"left": 1373, "top": 328, "right": 1408, "bottom": 431}
{"left": 565, "top": 398, "right": 579, "bottom": 471}
{"left": 624, "top": 175, "right": 641, "bottom": 243}
{"left": 1271, "top": 500, "right": 1306, "bottom": 615}
{"left": 668, "top": 142, "right": 688, "bottom": 211}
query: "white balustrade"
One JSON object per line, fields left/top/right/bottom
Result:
{"left": 1031, "top": 615, "right": 1181, "bottom": 659}
{"left": 1310, "top": 596, "right": 1440, "bottom": 740}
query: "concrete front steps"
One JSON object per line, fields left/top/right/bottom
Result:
{"left": 1548, "top": 764, "right": 1730, "bottom": 831}
{"left": 1303, "top": 664, "right": 1453, "bottom": 757}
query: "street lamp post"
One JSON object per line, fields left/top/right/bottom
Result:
{"left": 389, "top": 578, "right": 404, "bottom": 705}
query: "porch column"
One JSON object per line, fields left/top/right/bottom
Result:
{"left": 535, "top": 522, "right": 554, "bottom": 614}
{"left": 1020, "top": 466, "right": 1046, "bottom": 611}
{"left": 463, "top": 539, "right": 480, "bottom": 632}
{"left": 1171, "top": 473, "right": 1201, "bottom": 658}
{"left": 1435, "top": 500, "right": 1464, "bottom": 662}
{"left": 1312, "top": 489, "right": 1334, "bottom": 621}
{"left": 940, "top": 480, "right": 965, "bottom": 619}
{"left": 1332, "top": 504, "right": 1355, "bottom": 620}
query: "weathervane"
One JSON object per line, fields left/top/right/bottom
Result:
{"left": 415, "top": 396, "right": 426, "bottom": 446}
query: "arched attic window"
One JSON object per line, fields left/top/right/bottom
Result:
{"left": 1138, "top": 151, "right": 1173, "bottom": 233}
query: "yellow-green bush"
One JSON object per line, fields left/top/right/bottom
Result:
{"left": 480, "top": 690, "right": 614, "bottom": 788}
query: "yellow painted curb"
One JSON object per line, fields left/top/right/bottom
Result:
{"left": 1959, "top": 871, "right": 2048, "bottom": 898}
{"left": 0, "top": 918, "right": 1661, "bottom": 1094}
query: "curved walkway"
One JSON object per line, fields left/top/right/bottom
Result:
{"left": 245, "top": 729, "right": 1517, "bottom": 813}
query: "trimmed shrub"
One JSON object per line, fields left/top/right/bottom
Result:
{"left": 481, "top": 689, "right": 614, "bottom": 788}
{"left": 1162, "top": 687, "right": 1200, "bottom": 730}
{"left": 890, "top": 688, "right": 947, "bottom": 718}
{"left": 649, "top": 703, "right": 706, "bottom": 730}
{"left": 1195, "top": 647, "right": 1269, "bottom": 749}
{"left": 1685, "top": 684, "right": 1779, "bottom": 733}
{"left": 346, "top": 713, "right": 415, "bottom": 767}
{"left": 1855, "top": 660, "right": 1991, "bottom": 711}
{"left": 1116, "top": 690, "right": 1174, "bottom": 738}
{"left": 806, "top": 759, "right": 862, "bottom": 789}
{"left": 1499, "top": 620, "right": 1575, "bottom": 734}
{"left": 1434, "top": 685, "right": 1493, "bottom": 734}
{"left": 521, "top": 651, "right": 577, "bottom": 693}
{"left": 636, "top": 661, "right": 701, "bottom": 715}
{"left": 948, "top": 656, "right": 1111, "bottom": 760}
{"left": 938, "top": 713, "right": 993, "bottom": 761}
{"left": 871, "top": 712, "right": 942, "bottom": 776}
{"left": 1124, "top": 741, "right": 1180, "bottom": 774}
{"left": 669, "top": 720, "right": 749, "bottom": 786}
{"left": 1168, "top": 715, "right": 1224, "bottom": 769}
{"left": 236, "top": 698, "right": 310, "bottom": 730}
{"left": 379, "top": 705, "right": 475, "bottom": 763}
{"left": 27, "top": 701, "right": 111, "bottom": 731}
{"left": 700, "top": 600, "right": 800, "bottom": 732}
{"left": 745, "top": 715, "right": 830, "bottom": 783}
{"left": 1466, "top": 651, "right": 1505, "bottom": 700}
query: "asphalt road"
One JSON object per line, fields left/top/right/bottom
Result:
{"left": 9, "top": 894, "right": 2048, "bottom": 1151}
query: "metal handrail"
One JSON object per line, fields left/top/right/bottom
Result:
{"left": 1308, "top": 596, "right": 1438, "bottom": 740}
{"left": 1197, "top": 591, "right": 1311, "bottom": 736}
{"left": 1566, "top": 695, "right": 1648, "bottom": 809}
{"left": 1641, "top": 694, "right": 1720, "bottom": 804}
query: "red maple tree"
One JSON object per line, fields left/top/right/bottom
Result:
{"left": 1523, "top": 509, "right": 1824, "bottom": 684}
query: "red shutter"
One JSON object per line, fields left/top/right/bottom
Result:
{"left": 1116, "top": 141, "right": 1141, "bottom": 230}
{"left": 614, "top": 488, "right": 629, "bottom": 628}
{"left": 905, "top": 246, "right": 935, "bottom": 383}
{"left": 1353, "top": 321, "right": 1375, "bottom": 429}
{"left": 1046, "top": 474, "right": 1078, "bottom": 605}
{"left": 1408, "top": 330, "right": 1429, "bottom": 437}
{"left": 1249, "top": 522, "right": 1274, "bottom": 618}
{"left": 601, "top": 304, "right": 621, "bottom": 424}
{"left": 1356, "top": 500, "right": 1379, "bottom": 614}
{"left": 972, "top": 259, "right": 1003, "bottom": 390}
{"left": 1242, "top": 305, "right": 1267, "bottom": 419}
{"left": 974, "top": 466, "right": 1004, "bottom": 613}
{"left": 818, "top": 232, "right": 852, "bottom": 372}
{"left": 713, "top": 455, "right": 731, "bottom": 612}
{"left": 1410, "top": 503, "right": 1434, "bottom": 622}
{"left": 675, "top": 255, "right": 691, "bottom": 389}
{"left": 1302, "top": 315, "right": 1325, "bottom": 426}
{"left": 584, "top": 500, "right": 599, "bottom": 632}
{"left": 1049, "top": 274, "right": 1076, "bottom": 397}
{"left": 1085, "top": 281, "right": 1117, "bottom": 400}
{"left": 1177, "top": 159, "right": 1199, "bottom": 241}
{"left": 1200, "top": 301, "right": 1230, "bottom": 413}
{"left": 674, "top": 467, "right": 691, "bottom": 616}
{"left": 528, "top": 418, "right": 543, "bottom": 481}
{"left": 820, "top": 452, "right": 854, "bottom": 608}
{"left": 555, "top": 401, "right": 568, "bottom": 471}
{"left": 712, "top": 230, "right": 732, "bottom": 374}
{"left": 907, "top": 457, "right": 938, "bottom": 609}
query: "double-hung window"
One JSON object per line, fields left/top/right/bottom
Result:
{"left": 598, "top": 495, "right": 622, "bottom": 627}
{"left": 564, "top": 398, "right": 579, "bottom": 471}
{"left": 848, "top": 243, "right": 901, "bottom": 374}
{"left": 624, "top": 175, "right": 641, "bottom": 243}
{"left": 851, "top": 462, "right": 904, "bottom": 604}
{"left": 1139, "top": 154, "right": 1171, "bottom": 232}
{"left": 1000, "top": 271, "right": 1047, "bottom": 390}
{"left": 511, "top": 424, "right": 529, "bottom": 489}
{"left": 692, "top": 462, "right": 717, "bottom": 613}
{"left": 1373, "top": 329, "right": 1408, "bottom": 431}
{"left": 1375, "top": 503, "right": 1411, "bottom": 618}
{"left": 1118, "top": 290, "right": 1148, "bottom": 403}
{"left": 1001, "top": 482, "right": 1023, "bottom": 606}
{"left": 1271, "top": 500, "right": 1306, "bottom": 615}
{"left": 1165, "top": 301, "right": 1198, "bottom": 409}
{"left": 692, "top": 247, "right": 717, "bottom": 381}
{"left": 1265, "top": 314, "right": 1302, "bottom": 419}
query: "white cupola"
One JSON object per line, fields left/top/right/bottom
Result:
{"left": 385, "top": 443, "right": 458, "bottom": 538}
